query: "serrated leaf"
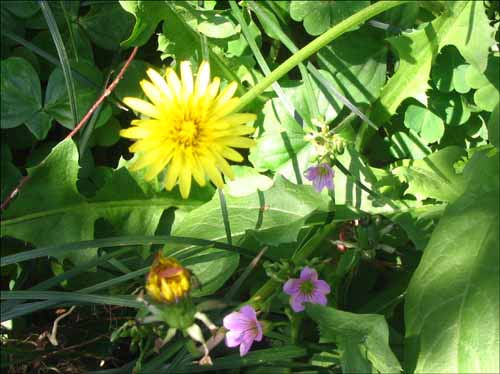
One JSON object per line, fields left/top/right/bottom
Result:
{"left": 289, "top": 1, "right": 369, "bottom": 36}
{"left": 405, "top": 150, "right": 499, "bottom": 373}
{"left": 372, "top": 1, "right": 496, "bottom": 124}
{"left": 0, "top": 140, "right": 206, "bottom": 264}
{"left": 1, "top": 57, "right": 42, "bottom": 129}
{"left": 392, "top": 146, "right": 466, "bottom": 202}
{"left": 306, "top": 304, "right": 402, "bottom": 374}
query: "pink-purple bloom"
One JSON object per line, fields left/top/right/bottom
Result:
{"left": 223, "top": 305, "right": 263, "bottom": 356}
{"left": 283, "top": 267, "right": 331, "bottom": 312}
{"left": 304, "top": 163, "right": 334, "bottom": 192}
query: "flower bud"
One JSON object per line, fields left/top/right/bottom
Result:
{"left": 146, "top": 253, "right": 191, "bottom": 304}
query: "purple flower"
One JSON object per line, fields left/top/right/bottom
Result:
{"left": 304, "top": 163, "right": 334, "bottom": 192}
{"left": 283, "top": 267, "right": 331, "bottom": 312}
{"left": 223, "top": 305, "right": 263, "bottom": 356}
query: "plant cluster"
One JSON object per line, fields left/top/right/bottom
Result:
{"left": 1, "top": 1, "right": 498, "bottom": 373}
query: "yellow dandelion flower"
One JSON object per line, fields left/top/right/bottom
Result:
{"left": 146, "top": 253, "right": 191, "bottom": 304}
{"left": 120, "top": 61, "right": 257, "bottom": 198}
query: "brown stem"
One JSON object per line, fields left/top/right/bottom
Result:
{"left": 0, "top": 47, "right": 139, "bottom": 213}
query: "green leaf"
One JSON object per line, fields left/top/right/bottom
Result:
{"left": 183, "top": 247, "right": 239, "bottom": 297}
{"left": 79, "top": 3, "right": 134, "bottom": 50}
{"left": 289, "top": 1, "right": 369, "bottom": 36}
{"left": 171, "top": 176, "right": 330, "bottom": 251}
{"left": 392, "top": 146, "right": 466, "bottom": 202}
{"left": 488, "top": 104, "right": 499, "bottom": 149}
{"left": 405, "top": 150, "right": 499, "bottom": 373}
{"left": 197, "top": 12, "right": 240, "bottom": 39}
{"left": 0, "top": 140, "right": 206, "bottom": 264}
{"left": 1, "top": 57, "right": 42, "bottom": 129}
{"left": 0, "top": 145, "right": 22, "bottom": 203}
{"left": 372, "top": 1, "right": 496, "bottom": 124}
{"left": 119, "top": 0, "right": 169, "bottom": 47}
{"left": 306, "top": 304, "right": 402, "bottom": 374}
{"left": 429, "top": 91, "right": 471, "bottom": 127}
{"left": 2, "top": 0, "right": 39, "bottom": 19}
{"left": 431, "top": 46, "right": 470, "bottom": 94}
{"left": 224, "top": 166, "right": 273, "bottom": 198}
{"left": 389, "top": 131, "right": 431, "bottom": 160}
{"left": 25, "top": 111, "right": 52, "bottom": 140}
{"left": 317, "top": 26, "right": 387, "bottom": 105}
{"left": 465, "top": 55, "right": 500, "bottom": 112}
{"left": 249, "top": 75, "right": 341, "bottom": 182}
{"left": 44, "top": 60, "right": 105, "bottom": 130}
{"left": 404, "top": 105, "right": 444, "bottom": 144}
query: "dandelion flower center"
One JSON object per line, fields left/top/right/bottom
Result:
{"left": 120, "top": 61, "right": 257, "bottom": 199}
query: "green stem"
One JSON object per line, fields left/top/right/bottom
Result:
{"left": 234, "top": 0, "right": 408, "bottom": 112}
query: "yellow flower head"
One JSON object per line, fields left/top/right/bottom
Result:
{"left": 146, "top": 253, "right": 191, "bottom": 304}
{"left": 120, "top": 61, "right": 257, "bottom": 198}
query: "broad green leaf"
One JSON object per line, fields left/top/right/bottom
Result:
{"left": 25, "top": 111, "right": 52, "bottom": 140}
{"left": 465, "top": 55, "right": 500, "bottom": 112}
{"left": 249, "top": 75, "right": 342, "bottom": 182}
{"left": 392, "top": 146, "right": 466, "bottom": 202}
{"left": 183, "top": 247, "right": 239, "bottom": 297}
{"left": 372, "top": 1, "right": 496, "bottom": 124}
{"left": 1, "top": 57, "right": 41, "bottom": 129}
{"left": 431, "top": 46, "right": 471, "bottom": 94}
{"left": 404, "top": 105, "right": 444, "bottom": 144}
{"left": 120, "top": 0, "right": 170, "bottom": 47}
{"left": 197, "top": 13, "right": 240, "bottom": 39}
{"left": 390, "top": 131, "right": 431, "bottom": 160}
{"left": 318, "top": 26, "right": 387, "bottom": 105}
{"left": 488, "top": 104, "right": 499, "bottom": 149}
{"left": 405, "top": 150, "right": 499, "bottom": 373}
{"left": 171, "top": 176, "right": 330, "bottom": 251}
{"left": 0, "top": 140, "right": 206, "bottom": 264}
{"left": 306, "top": 304, "right": 402, "bottom": 374}
{"left": 80, "top": 3, "right": 134, "bottom": 50}
{"left": 389, "top": 203, "right": 444, "bottom": 251}
{"left": 289, "top": 1, "right": 369, "bottom": 36}
{"left": 429, "top": 91, "right": 471, "bottom": 127}
{"left": 2, "top": 0, "right": 39, "bottom": 18}
{"left": 44, "top": 60, "right": 109, "bottom": 130}
{"left": 224, "top": 166, "right": 273, "bottom": 198}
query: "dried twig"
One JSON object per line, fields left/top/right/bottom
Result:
{"left": 0, "top": 47, "right": 139, "bottom": 212}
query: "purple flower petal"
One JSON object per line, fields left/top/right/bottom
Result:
{"left": 239, "top": 305, "right": 257, "bottom": 321}
{"left": 300, "top": 267, "right": 318, "bottom": 281}
{"left": 313, "top": 279, "right": 331, "bottom": 295}
{"left": 290, "top": 294, "right": 306, "bottom": 312}
{"left": 225, "top": 330, "right": 243, "bottom": 347}
{"left": 223, "top": 312, "right": 249, "bottom": 331}
{"left": 254, "top": 321, "right": 263, "bottom": 341}
{"left": 309, "top": 291, "right": 328, "bottom": 306}
{"left": 223, "top": 305, "right": 262, "bottom": 356}
{"left": 239, "top": 339, "right": 253, "bottom": 356}
{"left": 283, "top": 279, "right": 301, "bottom": 295}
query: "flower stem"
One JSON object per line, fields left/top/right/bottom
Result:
{"left": 234, "top": 0, "right": 408, "bottom": 112}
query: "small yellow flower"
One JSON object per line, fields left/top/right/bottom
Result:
{"left": 120, "top": 61, "right": 257, "bottom": 198}
{"left": 146, "top": 253, "right": 191, "bottom": 303}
